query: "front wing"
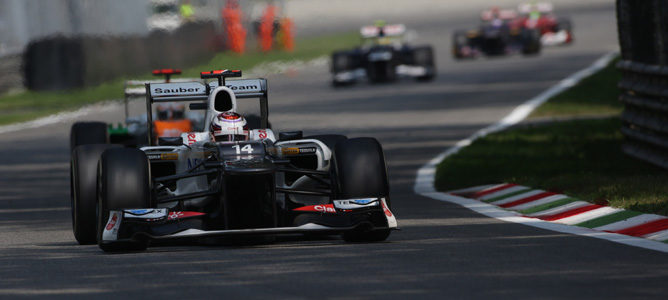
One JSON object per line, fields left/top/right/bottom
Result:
{"left": 101, "top": 198, "right": 398, "bottom": 244}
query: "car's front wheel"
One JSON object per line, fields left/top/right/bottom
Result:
{"left": 71, "top": 144, "right": 120, "bottom": 245}
{"left": 97, "top": 148, "right": 152, "bottom": 252}
{"left": 331, "top": 138, "right": 391, "bottom": 242}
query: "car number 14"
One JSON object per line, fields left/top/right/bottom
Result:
{"left": 232, "top": 144, "right": 254, "bottom": 154}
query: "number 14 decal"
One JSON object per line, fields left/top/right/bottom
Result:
{"left": 232, "top": 144, "right": 254, "bottom": 154}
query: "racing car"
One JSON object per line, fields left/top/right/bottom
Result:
{"left": 515, "top": 2, "right": 573, "bottom": 47}
{"left": 69, "top": 69, "right": 204, "bottom": 152}
{"left": 452, "top": 8, "right": 541, "bottom": 59}
{"left": 70, "top": 69, "right": 397, "bottom": 252}
{"left": 330, "top": 23, "right": 436, "bottom": 86}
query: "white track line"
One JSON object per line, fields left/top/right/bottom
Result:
{"left": 414, "top": 51, "right": 668, "bottom": 253}
{"left": 0, "top": 101, "right": 120, "bottom": 135}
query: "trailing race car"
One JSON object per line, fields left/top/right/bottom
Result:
{"left": 70, "top": 69, "right": 397, "bottom": 252}
{"left": 452, "top": 8, "right": 541, "bottom": 59}
{"left": 515, "top": 2, "right": 573, "bottom": 47}
{"left": 70, "top": 69, "right": 204, "bottom": 152}
{"left": 330, "top": 23, "right": 436, "bottom": 86}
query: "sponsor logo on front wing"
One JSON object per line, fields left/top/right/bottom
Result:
{"left": 333, "top": 198, "right": 380, "bottom": 210}
{"left": 293, "top": 204, "right": 336, "bottom": 213}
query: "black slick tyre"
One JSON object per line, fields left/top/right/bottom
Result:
{"left": 71, "top": 144, "right": 120, "bottom": 245}
{"left": 412, "top": 46, "right": 436, "bottom": 81}
{"left": 70, "top": 122, "right": 108, "bottom": 153}
{"left": 331, "top": 138, "right": 391, "bottom": 242}
{"left": 97, "top": 148, "right": 152, "bottom": 252}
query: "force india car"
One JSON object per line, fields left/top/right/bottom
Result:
{"left": 70, "top": 69, "right": 205, "bottom": 151}
{"left": 70, "top": 69, "right": 397, "bottom": 252}
{"left": 452, "top": 8, "right": 541, "bottom": 59}
{"left": 330, "top": 23, "right": 436, "bottom": 86}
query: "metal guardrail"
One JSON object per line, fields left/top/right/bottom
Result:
{"left": 616, "top": 0, "right": 668, "bottom": 169}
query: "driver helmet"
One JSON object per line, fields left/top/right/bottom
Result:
{"left": 209, "top": 112, "right": 249, "bottom": 142}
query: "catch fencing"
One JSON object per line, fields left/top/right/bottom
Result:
{"left": 616, "top": 0, "right": 668, "bottom": 169}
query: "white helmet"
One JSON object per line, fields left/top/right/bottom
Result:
{"left": 209, "top": 112, "right": 249, "bottom": 142}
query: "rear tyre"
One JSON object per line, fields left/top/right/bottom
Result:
{"left": 412, "top": 46, "right": 436, "bottom": 81}
{"left": 331, "top": 51, "right": 357, "bottom": 87}
{"left": 557, "top": 18, "right": 573, "bottom": 44}
{"left": 521, "top": 28, "right": 542, "bottom": 55}
{"left": 71, "top": 144, "right": 120, "bottom": 245}
{"left": 331, "top": 138, "right": 391, "bottom": 242}
{"left": 97, "top": 148, "right": 152, "bottom": 252}
{"left": 452, "top": 30, "right": 470, "bottom": 59}
{"left": 70, "top": 122, "right": 108, "bottom": 153}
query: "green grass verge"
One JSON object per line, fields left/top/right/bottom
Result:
{"left": 0, "top": 32, "right": 359, "bottom": 126}
{"left": 529, "top": 57, "right": 623, "bottom": 118}
{"left": 435, "top": 55, "right": 668, "bottom": 216}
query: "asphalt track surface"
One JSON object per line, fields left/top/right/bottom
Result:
{"left": 2, "top": 1, "right": 667, "bottom": 299}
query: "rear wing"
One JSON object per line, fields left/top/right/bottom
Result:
{"left": 518, "top": 2, "right": 553, "bottom": 14}
{"left": 123, "top": 69, "right": 196, "bottom": 118}
{"left": 480, "top": 9, "right": 518, "bottom": 21}
{"left": 360, "top": 24, "right": 406, "bottom": 38}
{"left": 144, "top": 77, "right": 268, "bottom": 145}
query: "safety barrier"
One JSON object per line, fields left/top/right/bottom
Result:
{"left": 22, "top": 22, "right": 224, "bottom": 91}
{"left": 616, "top": 0, "right": 668, "bottom": 169}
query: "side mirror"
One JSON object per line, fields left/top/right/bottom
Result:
{"left": 158, "top": 137, "right": 184, "bottom": 146}
{"left": 189, "top": 103, "right": 207, "bottom": 110}
{"left": 279, "top": 131, "right": 303, "bottom": 141}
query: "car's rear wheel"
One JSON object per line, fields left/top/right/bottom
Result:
{"left": 412, "top": 46, "right": 436, "bottom": 81}
{"left": 331, "top": 51, "right": 357, "bottom": 87}
{"left": 331, "top": 138, "right": 391, "bottom": 242}
{"left": 70, "top": 122, "right": 108, "bottom": 153}
{"left": 521, "top": 28, "right": 542, "bottom": 55}
{"left": 71, "top": 144, "right": 120, "bottom": 245}
{"left": 97, "top": 148, "right": 152, "bottom": 252}
{"left": 452, "top": 30, "right": 470, "bottom": 59}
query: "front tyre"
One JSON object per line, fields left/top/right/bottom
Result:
{"left": 331, "top": 138, "right": 391, "bottom": 242}
{"left": 71, "top": 144, "right": 120, "bottom": 245}
{"left": 97, "top": 148, "right": 152, "bottom": 252}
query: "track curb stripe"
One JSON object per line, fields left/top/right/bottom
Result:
{"left": 510, "top": 194, "right": 570, "bottom": 211}
{"left": 414, "top": 52, "right": 668, "bottom": 253}
{"left": 518, "top": 197, "right": 578, "bottom": 214}
{"left": 488, "top": 190, "right": 545, "bottom": 205}
{"left": 479, "top": 186, "right": 530, "bottom": 201}
{"left": 613, "top": 218, "right": 668, "bottom": 237}
{"left": 469, "top": 183, "right": 517, "bottom": 199}
{"left": 538, "top": 204, "right": 602, "bottom": 221}
{"left": 499, "top": 191, "right": 557, "bottom": 208}
{"left": 575, "top": 210, "right": 643, "bottom": 228}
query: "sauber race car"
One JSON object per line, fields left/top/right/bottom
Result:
{"left": 330, "top": 23, "right": 436, "bottom": 86}
{"left": 452, "top": 8, "right": 541, "bottom": 59}
{"left": 70, "top": 69, "right": 397, "bottom": 252}
{"left": 515, "top": 2, "right": 573, "bottom": 47}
